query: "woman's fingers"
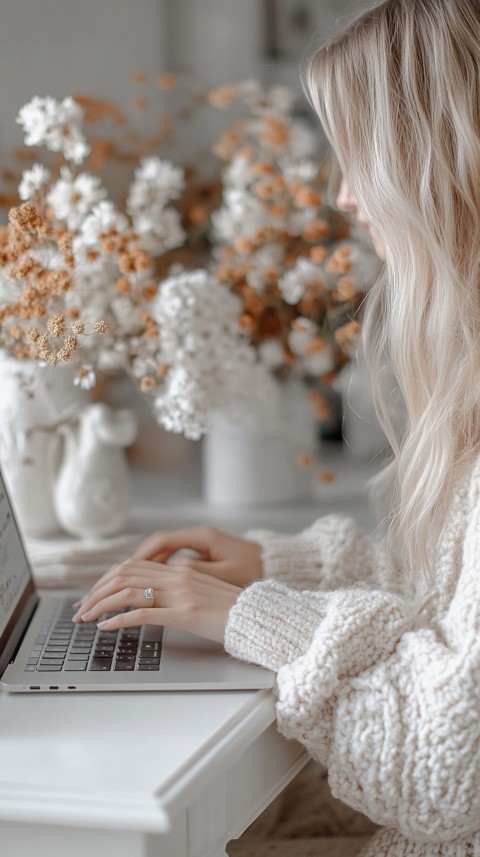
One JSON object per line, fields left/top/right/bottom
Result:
{"left": 73, "top": 571, "right": 176, "bottom": 622}
{"left": 77, "top": 586, "right": 177, "bottom": 625}
{"left": 78, "top": 559, "right": 168, "bottom": 603}
{"left": 132, "top": 526, "right": 219, "bottom": 561}
{"left": 97, "top": 607, "right": 179, "bottom": 631}
{"left": 169, "top": 554, "right": 227, "bottom": 577}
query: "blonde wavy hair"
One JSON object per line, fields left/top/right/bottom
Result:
{"left": 303, "top": 0, "right": 480, "bottom": 580}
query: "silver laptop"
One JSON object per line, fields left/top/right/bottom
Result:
{"left": 0, "top": 468, "right": 274, "bottom": 693}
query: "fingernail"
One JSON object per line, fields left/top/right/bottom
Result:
{"left": 81, "top": 607, "right": 95, "bottom": 618}
{"left": 97, "top": 620, "right": 109, "bottom": 629}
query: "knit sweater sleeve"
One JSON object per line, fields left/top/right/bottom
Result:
{"left": 244, "top": 515, "right": 402, "bottom": 593}
{"left": 225, "top": 489, "right": 480, "bottom": 843}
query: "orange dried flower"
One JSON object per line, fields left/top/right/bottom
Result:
{"left": 64, "top": 335, "right": 78, "bottom": 352}
{"left": 234, "top": 236, "right": 255, "bottom": 255}
{"left": 303, "top": 219, "right": 330, "bottom": 241}
{"left": 8, "top": 324, "right": 23, "bottom": 339}
{"left": 157, "top": 363, "right": 169, "bottom": 379}
{"left": 261, "top": 116, "right": 290, "bottom": 150}
{"left": 296, "top": 452, "right": 313, "bottom": 469}
{"left": 306, "top": 336, "right": 327, "bottom": 356}
{"left": 47, "top": 313, "right": 66, "bottom": 337}
{"left": 295, "top": 187, "right": 322, "bottom": 208}
{"left": 56, "top": 346, "right": 72, "bottom": 362}
{"left": 254, "top": 181, "right": 275, "bottom": 199}
{"left": 309, "top": 246, "right": 328, "bottom": 264}
{"left": 207, "top": 84, "right": 240, "bottom": 109}
{"left": 334, "top": 320, "right": 360, "bottom": 355}
{"left": 9, "top": 202, "right": 42, "bottom": 233}
{"left": 140, "top": 375, "right": 156, "bottom": 392}
{"left": 188, "top": 204, "right": 209, "bottom": 226}
{"left": 335, "top": 276, "right": 358, "bottom": 301}
{"left": 251, "top": 161, "right": 276, "bottom": 177}
{"left": 156, "top": 73, "right": 176, "bottom": 90}
{"left": 270, "top": 202, "right": 287, "bottom": 218}
{"left": 239, "top": 313, "right": 254, "bottom": 332}
{"left": 317, "top": 470, "right": 336, "bottom": 484}
{"left": 141, "top": 283, "right": 157, "bottom": 301}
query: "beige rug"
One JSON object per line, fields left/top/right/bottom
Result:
{"left": 227, "top": 761, "right": 377, "bottom": 857}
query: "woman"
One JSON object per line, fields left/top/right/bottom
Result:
{"left": 74, "top": 1, "right": 480, "bottom": 854}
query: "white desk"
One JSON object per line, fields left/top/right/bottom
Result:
{"left": 0, "top": 442, "right": 376, "bottom": 857}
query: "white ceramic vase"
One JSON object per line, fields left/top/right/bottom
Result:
{"left": 0, "top": 355, "right": 89, "bottom": 537}
{"left": 203, "top": 381, "right": 317, "bottom": 506}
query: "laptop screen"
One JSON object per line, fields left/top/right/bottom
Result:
{"left": 0, "top": 470, "right": 34, "bottom": 645}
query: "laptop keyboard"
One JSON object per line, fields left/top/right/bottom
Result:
{"left": 25, "top": 600, "right": 163, "bottom": 673}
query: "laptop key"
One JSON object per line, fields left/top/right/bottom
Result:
{"left": 67, "top": 653, "right": 89, "bottom": 661}
{"left": 138, "top": 658, "right": 160, "bottom": 666}
{"left": 138, "top": 665, "right": 160, "bottom": 671}
{"left": 40, "top": 659, "right": 64, "bottom": 667}
{"left": 64, "top": 662, "right": 88, "bottom": 671}
{"left": 90, "top": 659, "right": 112, "bottom": 671}
{"left": 114, "top": 663, "right": 135, "bottom": 671}
{"left": 37, "top": 665, "right": 63, "bottom": 671}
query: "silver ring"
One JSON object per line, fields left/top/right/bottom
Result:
{"left": 144, "top": 587, "right": 155, "bottom": 602}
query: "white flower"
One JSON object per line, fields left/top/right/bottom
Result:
{"left": 283, "top": 161, "right": 318, "bottom": 183}
{"left": 127, "top": 157, "right": 185, "bottom": 214}
{"left": 278, "top": 272, "right": 304, "bottom": 305}
{"left": 278, "top": 258, "right": 323, "bottom": 305}
{"left": 73, "top": 364, "right": 96, "bottom": 390}
{"left": 18, "top": 163, "right": 51, "bottom": 200}
{"left": 16, "top": 96, "right": 90, "bottom": 164}
{"left": 134, "top": 208, "right": 185, "bottom": 255}
{"left": 224, "top": 154, "right": 253, "bottom": 189}
{"left": 259, "top": 339, "right": 285, "bottom": 369}
{"left": 212, "top": 189, "right": 272, "bottom": 242}
{"left": 288, "top": 318, "right": 317, "bottom": 357}
{"left": 47, "top": 168, "right": 107, "bottom": 230}
{"left": 74, "top": 201, "right": 128, "bottom": 251}
{"left": 303, "top": 346, "right": 335, "bottom": 377}
{"left": 150, "top": 269, "right": 278, "bottom": 438}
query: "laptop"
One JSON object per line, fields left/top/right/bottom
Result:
{"left": 0, "top": 468, "right": 274, "bottom": 693}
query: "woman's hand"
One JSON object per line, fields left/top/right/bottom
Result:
{"left": 72, "top": 559, "right": 242, "bottom": 644}
{"left": 130, "top": 525, "right": 263, "bottom": 588}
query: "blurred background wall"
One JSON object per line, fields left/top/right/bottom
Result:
{"left": 0, "top": 0, "right": 371, "bottom": 157}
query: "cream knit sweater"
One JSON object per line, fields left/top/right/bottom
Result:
{"left": 224, "top": 456, "right": 480, "bottom": 857}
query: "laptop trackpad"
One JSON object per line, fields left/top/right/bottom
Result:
{"left": 160, "top": 627, "right": 274, "bottom": 688}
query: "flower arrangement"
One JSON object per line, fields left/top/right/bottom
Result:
{"left": 207, "top": 82, "right": 379, "bottom": 389}
{"left": 0, "top": 76, "right": 379, "bottom": 440}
